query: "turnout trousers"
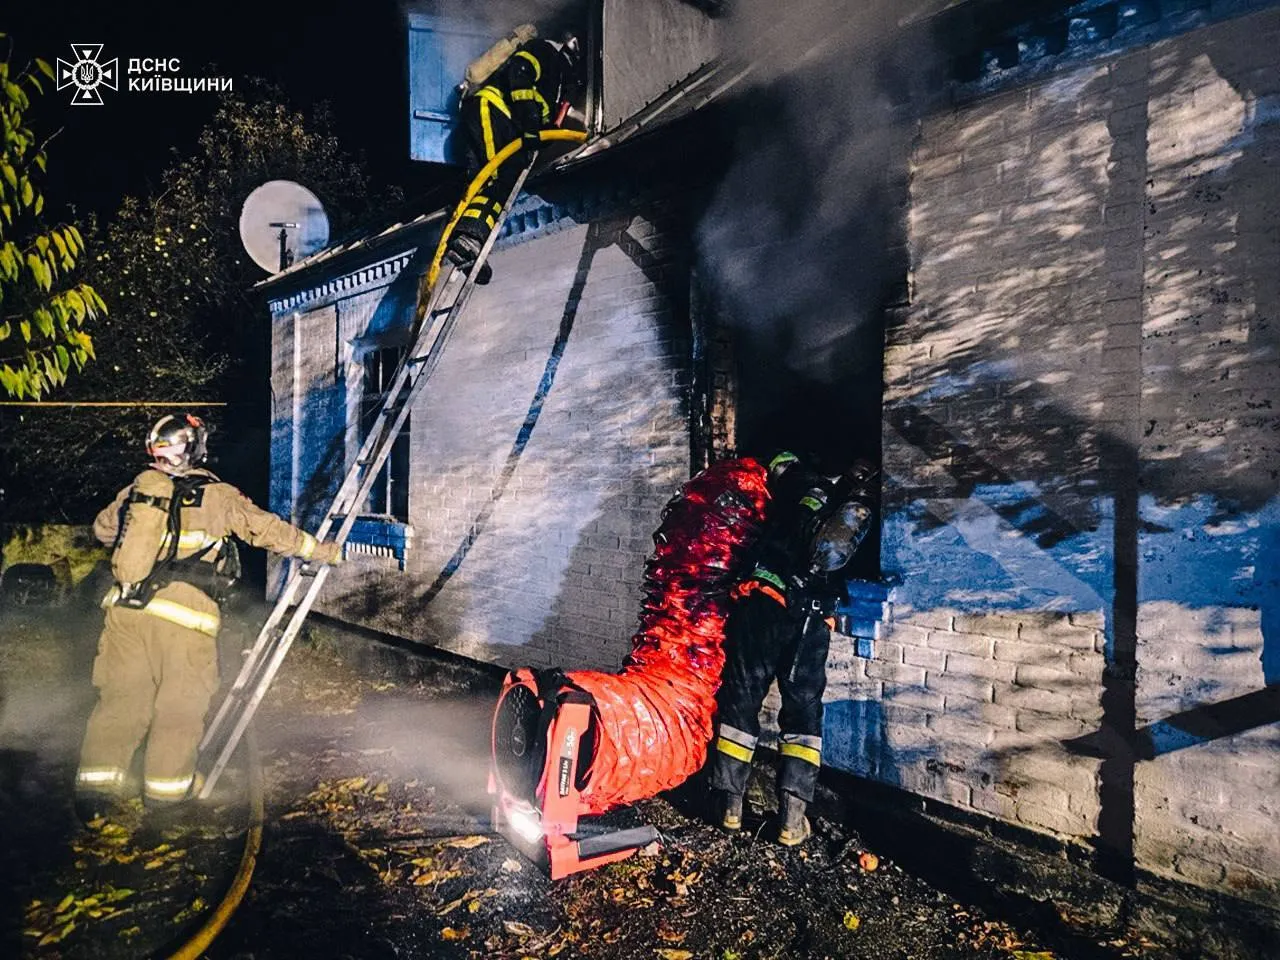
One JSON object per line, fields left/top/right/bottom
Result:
{"left": 76, "top": 590, "right": 220, "bottom": 806}
{"left": 709, "top": 592, "right": 831, "bottom": 802}
{"left": 451, "top": 94, "right": 524, "bottom": 251}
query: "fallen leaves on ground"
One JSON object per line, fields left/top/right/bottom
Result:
{"left": 445, "top": 835, "right": 489, "bottom": 849}
{"left": 171, "top": 896, "right": 208, "bottom": 925}
{"left": 23, "top": 885, "right": 136, "bottom": 946}
{"left": 143, "top": 848, "right": 188, "bottom": 871}
{"left": 843, "top": 911, "right": 861, "bottom": 931}
{"left": 655, "top": 950, "right": 694, "bottom": 960}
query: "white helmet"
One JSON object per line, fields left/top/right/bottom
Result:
{"left": 146, "top": 412, "right": 209, "bottom": 471}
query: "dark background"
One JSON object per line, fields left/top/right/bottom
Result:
{"left": 2, "top": 0, "right": 440, "bottom": 224}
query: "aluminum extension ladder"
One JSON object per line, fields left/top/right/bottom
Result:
{"left": 195, "top": 158, "right": 538, "bottom": 799}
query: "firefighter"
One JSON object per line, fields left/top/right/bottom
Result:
{"left": 74, "top": 413, "right": 344, "bottom": 825}
{"left": 709, "top": 452, "right": 878, "bottom": 845}
{"left": 444, "top": 27, "right": 583, "bottom": 284}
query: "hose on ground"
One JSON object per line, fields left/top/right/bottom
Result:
{"left": 165, "top": 727, "right": 263, "bottom": 960}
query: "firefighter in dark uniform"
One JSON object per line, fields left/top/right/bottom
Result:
{"left": 709, "top": 452, "right": 878, "bottom": 845}
{"left": 75, "top": 413, "right": 344, "bottom": 824}
{"left": 444, "top": 29, "right": 583, "bottom": 284}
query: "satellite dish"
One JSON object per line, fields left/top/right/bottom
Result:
{"left": 238, "top": 180, "right": 330, "bottom": 273}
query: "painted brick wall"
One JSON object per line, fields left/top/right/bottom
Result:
{"left": 879, "top": 6, "right": 1280, "bottom": 904}
{"left": 270, "top": 199, "right": 695, "bottom": 674}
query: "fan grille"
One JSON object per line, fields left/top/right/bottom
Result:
{"left": 493, "top": 684, "right": 543, "bottom": 802}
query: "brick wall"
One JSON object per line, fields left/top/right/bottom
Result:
{"left": 879, "top": 6, "right": 1280, "bottom": 904}
{"left": 270, "top": 197, "right": 695, "bottom": 674}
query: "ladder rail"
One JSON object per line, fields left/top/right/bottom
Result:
{"left": 197, "top": 157, "right": 537, "bottom": 797}
{"left": 200, "top": 271, "right": 463, "bottom": 750}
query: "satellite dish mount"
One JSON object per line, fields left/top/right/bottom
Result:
{"left": 269, "top": 221, "right": 299, "bottom": 271}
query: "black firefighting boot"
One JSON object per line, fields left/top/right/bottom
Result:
{"left": 719, "top": 791, "right": 744, "bottom": 832}
{"left": 445, "top": 233, "right": 493, "bottom": 285}
{"left": 777, "top": 792, "right": 811, "bottom": 847}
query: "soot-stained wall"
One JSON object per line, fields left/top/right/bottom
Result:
{"left": 268, "top": 171, "right": 699, "bottom": 673}
{"left": 878, "top": 5, "right": 1280, "bottom": 903}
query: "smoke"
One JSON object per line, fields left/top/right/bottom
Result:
{"left": 695, "top": 0, "right": 939, "bottom": 465}
{"left": 400, "top": 0, "right": 586, "bottom": 37}
{"left": 340, "top": 688, "right": 499, "bottom": 822}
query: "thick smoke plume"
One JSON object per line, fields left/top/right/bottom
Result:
{"left": 696, "top": 0, "right": 939, "bottom": 466}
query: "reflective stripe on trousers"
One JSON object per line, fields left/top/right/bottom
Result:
{"left": 145, "top": 774, "right": 194, "bottom": 801}
{"left": 715, "top": 722, "right": 758, "bottom": 764}
{"left": 103, "top": 586, "right": 220, "bottom": 636}
{"left": 779, "top": 732, "right": 822, "bottom": 767}
{"left": 76, "top": 766, "right": 127, "bottom": 794}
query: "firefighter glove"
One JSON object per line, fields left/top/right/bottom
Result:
{"left": 311, "top": 541, "right": 344, "bottom": 566}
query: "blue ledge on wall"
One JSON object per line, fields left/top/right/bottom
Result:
{"left": 344, "top": 517, "right": 414, "bottom": 571}
{"left": 835, "top": 578, "right": 891, "bottom": 659}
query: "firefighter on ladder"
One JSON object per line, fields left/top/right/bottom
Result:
{"left": 709, "top": 451, "right": 879, "bottom": 845}
{"left": 444, "top": 23, "right": 583, "bottom": 285}
{"left": 74, "top": 413, "right": 343, "bottom": 826}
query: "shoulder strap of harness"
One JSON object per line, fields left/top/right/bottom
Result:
{"left": 125, "top": 473, "right": 225, "bottom": 605}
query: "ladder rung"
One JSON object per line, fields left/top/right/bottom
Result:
{"left": 198, "top": 157, "right": 533, "bottom": 802}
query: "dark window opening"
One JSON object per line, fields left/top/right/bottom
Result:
{"left": 361, "top": 346, "right": 410, "bottom": 522}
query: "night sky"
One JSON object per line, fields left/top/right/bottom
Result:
{"left": 4, "top": 0, "right": 441, "bottom": 223}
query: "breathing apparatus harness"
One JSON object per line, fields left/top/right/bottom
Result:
{"left": 115, "top": 472, "right": 241, "bottom": 609}
{"left": 732, "top": 457, "right": 880, "bottom": 622}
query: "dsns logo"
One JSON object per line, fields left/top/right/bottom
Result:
{"left": 56, "top": 44, "right": 119, "bottom": 105}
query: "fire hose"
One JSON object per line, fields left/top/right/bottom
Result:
{"left": 423, "top": 127, "right": 588, "bottom": 295}
{"left": 164, "top": 728, "right": 263, "bottom": 960}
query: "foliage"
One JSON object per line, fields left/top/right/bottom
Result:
{"left": 1, "top": 81, "right": 402, "bottom": 521}
{"left": 82, "top": 85, "right": 397, "bottom": 401}
{"left": 0, "top": 37, "right": 103, "bottom": 399}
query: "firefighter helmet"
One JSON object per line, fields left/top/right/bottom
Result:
{"left": 555, "top": 32, "right": 585, "bottom": 95}
{"left": 146, "top": 413, "right": 209, "bottom": 471}
{"left": 766, "top": 450, "right": 800, "bottom": 480}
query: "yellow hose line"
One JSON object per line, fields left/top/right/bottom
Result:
{"left": 165, "top": 728, "right": 264, "bottom": 960}
{"left": 421, "top": 128, "right": 589, "bottom": 301}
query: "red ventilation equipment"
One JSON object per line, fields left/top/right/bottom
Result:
{"left": 490, "top": 458, "right": 769, "bottom": 877}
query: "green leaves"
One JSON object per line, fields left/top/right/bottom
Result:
{"left": 0, "top": 48, "right": 102, "bottom": 399}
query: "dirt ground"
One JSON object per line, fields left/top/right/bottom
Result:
{"left": 0, "top": 597, "right": 1217, "bottom": 960}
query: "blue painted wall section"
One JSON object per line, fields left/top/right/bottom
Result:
{"left": 345, "top": 517, "right": 415, "bottom": 571}
{"left": 835, "top": 577, "right": 890, "bottom": 660}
